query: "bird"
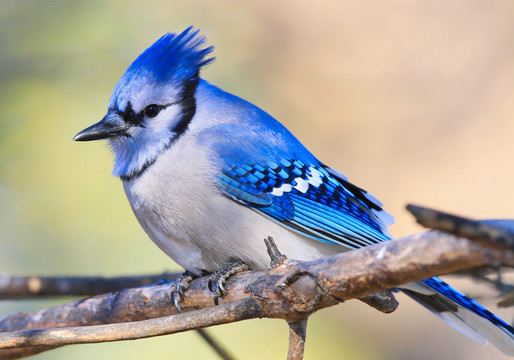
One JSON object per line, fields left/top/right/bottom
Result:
{"left": 74, "top": 27, "right": 514, "bottom": 355}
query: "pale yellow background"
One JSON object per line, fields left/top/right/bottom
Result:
{"left": 1, "top": 1, "right": 513, "bottom": 359}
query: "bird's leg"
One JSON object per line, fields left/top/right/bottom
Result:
{"left": 208, "top": 261, "right": 250, "bottom": 305}
{"left": 170, "top": 270, "right": 197, "bottom": 312}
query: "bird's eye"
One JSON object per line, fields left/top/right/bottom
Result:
{"left": 144, "top": 104, "right": 161, "bottom": 118}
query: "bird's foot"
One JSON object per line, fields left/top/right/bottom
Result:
{"left": 170, "top": 270, "right": 196, "bottom": 312}
{"left": 208, "top": 261, "right": 250, "bottom": 305}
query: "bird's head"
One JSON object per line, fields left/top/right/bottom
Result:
{"left": 74, "top": 27, "right": 213, "bottom": 179}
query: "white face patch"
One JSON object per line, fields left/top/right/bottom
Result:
{"left": 110, "top": 104, "right": 184, "bottom": 178}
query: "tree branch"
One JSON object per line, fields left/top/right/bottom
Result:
{"left": 407, "top": 205, "right": 514, "bottom": 309}
{"left": 1, "top": 208, "right": 512, "bottom": 358}
{"left": 196, "top": 329, "right": 236, "bottom": 360}
{"left": 407, "top": 204, "right": 514, "bottom": 249}
{"left": 0, "top": 273, "right": 178, "bottom": 298}
{"left": 287, "top": 318, "right": 308, "bottom": 360}
{"left": 0, "top": 298, "right": 260, "bottom": 349}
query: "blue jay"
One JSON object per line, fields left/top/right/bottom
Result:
{"left": 74, "top": 27, "right": 514, "bottom": 355}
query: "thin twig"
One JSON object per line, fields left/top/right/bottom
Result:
{"left": 406, "top": 204, "right": 514, "bottom": 249}
{"left": 287, "top": 318, "right": 308, "bottom": 360}
{"left": 498, "top": 291, "right": 514, "bottom": 308}
{"left": 358, "top": 291, "right": 398, "bottom": 314}
{"left": 0, "top": 273, "right": 177, "bottom": 298}
{"left": 0, "top": 298, "right": 260, "bottom": 349}
{"left": 195, "top": 329, "right": 236, "bottom": 360}
{"left": 453, "top": 266, "right": 514, "bottom": 294}
{"left": 264, "top": 236, "right": 288, "bottom": 268}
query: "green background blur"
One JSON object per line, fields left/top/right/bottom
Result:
{"left": 1, "top": 1, "right": 513, "bottom": 359}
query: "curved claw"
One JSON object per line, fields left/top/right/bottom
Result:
{"left": 208, "top": 262, "right": 250, "bottom": 305}
{"left": 207, "top": 277, "right": 215, "bottom": 293}
{"left": 217, "top": 281, "right": 226, "bottom": 295}
{"left": 213, "top": 277, "right": 227, "bottom": 305}
{"left": 170, "top": 270, "right": 195, "bottom": 313}
{"left": 173, "top": 290, "right": 183, "bottom": 312}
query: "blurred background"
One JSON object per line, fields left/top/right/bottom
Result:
{"left": 1, "top": 0, "right": 513, "bottom": 359}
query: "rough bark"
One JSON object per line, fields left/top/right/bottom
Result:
{"left": 0, "top": 206, "right": 512, "bottom": 359}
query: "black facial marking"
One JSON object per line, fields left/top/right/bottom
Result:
{"left": 119, "top": 157, "right": 158, "bottom": 182}
{"left": 120, "top": 102, "right": 145, "bottom": 127}
{"left": 172, "top": 74, "right": 199, "bottom": 138}
{"left": 117, "top": 74, "right": 198, "bottom": 134}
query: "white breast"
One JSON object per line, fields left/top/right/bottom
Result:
{"left": 123, "top": 134, "right": 343, "bottom": 275}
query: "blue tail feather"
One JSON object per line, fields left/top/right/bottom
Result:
{"left": 423, "top": 277, "right": 514, "bottom": 333}
{"left": 401, "top": 277, "right": 514, "bottom": 355}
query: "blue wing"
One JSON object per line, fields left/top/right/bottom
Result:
{"left": 218, "top": 158, "right": 394, "bottom": 249}
{"left": 198, "top": 113, "right": 394, "bottom": 248}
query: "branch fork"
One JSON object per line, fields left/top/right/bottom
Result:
{"left": 0, "top": 205, "right": 513, "bottom": 360}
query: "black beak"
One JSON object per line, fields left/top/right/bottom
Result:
{"left": 73, "top": 113, "right": 128, "bottom": 141}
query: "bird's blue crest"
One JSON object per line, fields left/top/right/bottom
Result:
{"left": 110, "top": 27, "right": 214, "bottom": 109}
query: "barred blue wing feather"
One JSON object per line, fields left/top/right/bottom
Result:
{"left": 218, "top": 159, "right": 394, "bottom": 249}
